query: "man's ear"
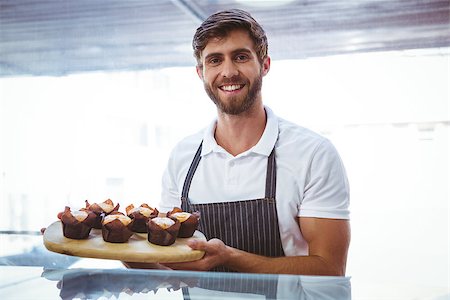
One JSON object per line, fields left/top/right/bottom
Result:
{"left": 261, "top": 56, "right": 271, "bottom": 76}
{"left": 196, "top": 65, "right": 203, "bottom": 80}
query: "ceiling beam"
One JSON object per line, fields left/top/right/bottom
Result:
{"left": 170, "top": 0, "right": 206, "bottom": 24}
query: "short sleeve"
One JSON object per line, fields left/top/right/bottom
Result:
{"left": 298, "top": 139, "right": 350, "bottom": 219}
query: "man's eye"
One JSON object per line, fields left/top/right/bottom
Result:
{"left": 236, "top": 55, "right": 249, "bottom": 61}
{"left": 209, "top": 58, "right": 221, "bottom": 65}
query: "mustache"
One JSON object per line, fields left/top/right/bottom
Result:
{"left": 217, "top": 75, "right": 245, "bottom": 85}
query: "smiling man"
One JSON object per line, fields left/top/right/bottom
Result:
{"left": 157, "top": 9, "right": 351, "bottom": 275}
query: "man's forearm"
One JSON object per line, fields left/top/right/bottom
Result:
{"left": 224, "top": 246, "right": 344, "bottom": 276}
{"left": 162, "top": 219, "right": 349, "bottom": 274}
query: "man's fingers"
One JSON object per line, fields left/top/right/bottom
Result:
{"left": 162, "top": 239, "right": 227, "bottom": 271}
{"left": 187, "top": 238, "right": 222, "bottom": 251}
{"left": 187, "top": 239, "right": 208, "bottom": 250}
{"left": 163, "top": 261, "right": 198, "bottom": 271}
{"left": 123, "top": 262, "right": 172, "bottom": 270}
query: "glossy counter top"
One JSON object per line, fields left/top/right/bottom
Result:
{"left": 0, "top": 233, "right": 448, "bottom": 299}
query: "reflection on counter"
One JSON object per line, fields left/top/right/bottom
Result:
{"left": 41, "top": 268, "right": 351, "bottom": 300}
{"left": 43, "top": 268, "right": 196, "bottom": 299}
{"left": 0, "top": 234, "right": 350, "bottom": 299}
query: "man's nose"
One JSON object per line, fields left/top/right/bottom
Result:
{"left": 220, "top": 59, "right": 239, "bottom": 78}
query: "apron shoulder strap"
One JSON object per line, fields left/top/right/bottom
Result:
{"left": 265, "top": 147, "right": 276, "bottom": 199}
{"left": 181, "top": 141, "right": 203, "bottom": 202}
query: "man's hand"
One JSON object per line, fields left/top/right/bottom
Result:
{"left": 123, "top": 239, "right": 229, "bottom": 271}
{"left": 162, "top": 238, "right": 230, "bottom": 271}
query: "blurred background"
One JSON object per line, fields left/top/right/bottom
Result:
{"left": 0, "top": 0, "right": 449, "bottom": 299}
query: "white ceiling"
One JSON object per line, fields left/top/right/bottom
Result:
{"left": 1, "top": 0, "right": 449, "bottom": 77}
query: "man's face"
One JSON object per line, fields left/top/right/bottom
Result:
{"left": 197, "top": 29, "right": 270, "bottom": 115}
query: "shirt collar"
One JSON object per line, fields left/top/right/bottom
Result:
{"left": 201, "top": 118, "right": 218, "bottom": 156}
{"left": 251, "top": 106, "right": 278, "bottom": 156}
{"left": 201, "top": 106, "right": 279, "bottom": 157}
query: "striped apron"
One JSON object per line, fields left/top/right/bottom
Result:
{"left": 180, "top": 142, "right": 285, "bottom": 272}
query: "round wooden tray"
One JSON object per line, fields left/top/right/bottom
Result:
{"left": 43, "top": 221, "right": 206, "bottom": 263}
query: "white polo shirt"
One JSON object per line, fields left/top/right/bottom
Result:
{"left": 160, "top": 106, "right": 350, "bottom": 256}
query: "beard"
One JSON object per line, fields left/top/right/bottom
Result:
{"left": 204, "top": 72, "right": 263, "bottom": 115}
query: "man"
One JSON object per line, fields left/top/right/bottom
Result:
{"left": 159, "top": 9, "right": 350, "bottom": 275}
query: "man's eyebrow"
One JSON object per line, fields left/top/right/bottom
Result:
{"left": 204, "top": 52, "right": 223, "bottom": 61}
{"left": 231, "top": 48, "right": 253, "bottom": 55}
{"left": 203, "top": 48, "right": 253, "bottom": 61}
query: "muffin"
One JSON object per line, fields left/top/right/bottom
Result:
{"left": 59, "top": 206, "right": 97, "bottom": 239}
{"left": 125, "top": 204, "right": 159, "bottom": 233}
{"left": 147, "top": 216, "right": 180, "bottom": 246}
{"left": 167, "top": 207, "right": 200, "bottom": 238}
{"left": 85, "top": 199, "right": 119, "bottom": 229}
{"left": 101, "top": 212, "right": 134, "bottom": 243}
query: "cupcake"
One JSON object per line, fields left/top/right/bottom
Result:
{"left": 125, "top": 203, "right": 159, "bottom": 233}
{"left": 167, "top": 207, "right": 200, "bottom": 238}
{"left": 59, "top": 206, "right": 97, "bottom": 239}
{"left": 147, "top": 216, "right": 180, "bottom": 246}
{"left": 101, "top": 212, "right": 134, "bottom": 243}
{"left": 85, "top": 199, "right": 119, "bottom": 229}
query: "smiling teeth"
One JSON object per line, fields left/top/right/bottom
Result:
{"left": 221, "top": 85, "right": 242, "bottom": 91}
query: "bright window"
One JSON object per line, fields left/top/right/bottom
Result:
{"left": 0, "top": 48, "right": 448, "bottom": 287}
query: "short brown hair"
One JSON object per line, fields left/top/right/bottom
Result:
{"left": 192, "top": 9, "right": 268, "bottom": 67}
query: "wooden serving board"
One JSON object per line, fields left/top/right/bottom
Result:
{"left": 43, "top": 221, "right": 206, "bottom": 263}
